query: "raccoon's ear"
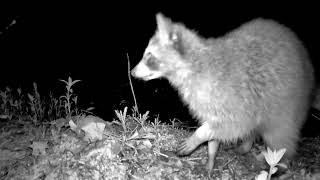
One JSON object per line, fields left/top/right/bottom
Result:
{"left": 156, "top": 13, "right": 177, "bottom": 45}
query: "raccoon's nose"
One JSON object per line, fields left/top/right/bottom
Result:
{"left": 131, "top": 67, "right": 136, "bottom": 77}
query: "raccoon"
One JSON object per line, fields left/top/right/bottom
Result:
{"left": 131, "top": 13, "right": 314, "bottom": 171}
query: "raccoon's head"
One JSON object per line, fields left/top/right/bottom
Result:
{"left": 131, "top": 13, "right": 196, "bottom": 82}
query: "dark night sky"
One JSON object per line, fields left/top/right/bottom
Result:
{"left": 0, "top": 3, "right": 319, "bottom": 128}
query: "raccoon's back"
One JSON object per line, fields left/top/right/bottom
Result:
{"left": 229, "top": 18, "right": 314, "bottom": 102}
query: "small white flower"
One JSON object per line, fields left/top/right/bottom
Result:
{"left": 262, "top": 147, "right": 286, "bottom": 166}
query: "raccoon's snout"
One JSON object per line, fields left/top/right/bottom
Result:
{"left": 131, "top": 61, "right": 163, "bottom": 81}
{"left": 131, "top": 61, "right": 152, "bottom": 80}
{"left": 131, "top": 67, "right": 137, "bottom": 77}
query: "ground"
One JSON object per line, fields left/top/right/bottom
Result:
{"left": 0, "top": 112, "right": 319, "bottom": 180}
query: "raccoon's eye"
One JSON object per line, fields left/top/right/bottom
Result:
{"left": 145, "top": 52, "right": 160, "bottom": 70}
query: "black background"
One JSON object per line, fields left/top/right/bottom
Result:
{"left": 0, "top": 3, "right": 319, "bottom": 136}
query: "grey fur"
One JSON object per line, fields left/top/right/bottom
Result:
{"left": 132, "top": 13, "right": 314, "bottom": 171}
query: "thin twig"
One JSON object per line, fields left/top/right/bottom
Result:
{"left": 127, "top": 53, "right": 139, "bottom": 115}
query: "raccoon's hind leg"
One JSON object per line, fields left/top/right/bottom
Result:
{"left": 235, "top": 135, "right": 255, "bottom": 155}
{"left": 261, "top": 123, "right": 298, "bottom": 163}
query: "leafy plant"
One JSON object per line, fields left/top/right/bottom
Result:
{"left": 48, "top": 92, "right": 63, "bottom": 120}
{"left": 28, "top": 82, "right": 45, "bottom": 124}
{"left": 114, "top": 106, "right": 128, "bottom": 133}
{"left": 151, "top": 116, "right": 162, "bottom": 129}
{"left": 132, "top": 109, "right": 149, "bottom": 128}
{"left": 0, "top": 78, "right": 86, "bottom": 125}
{"left": 59, "top": 77, "right": 81, "bottom": 119}
{"left": 0, "top": 87, "right": 14, "bottom": 120}
{"left": 256, "top": 147, "right": 287, "bottom": 180}
{"left": 169, "top": 118, "right": 181, "bottom": 129}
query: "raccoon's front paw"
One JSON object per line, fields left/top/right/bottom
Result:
{"left": 177, "top": 135, "right": 201, "bottom": 156}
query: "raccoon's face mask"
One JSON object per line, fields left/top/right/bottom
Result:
{"left": 131, "top": 50, "right": 165, "bottom": 81}
{"left": 131, "top": 40, "right": 185, "bottom": 81}
{"left": 131, "top": 13, "right": 188, "bottom": 81}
